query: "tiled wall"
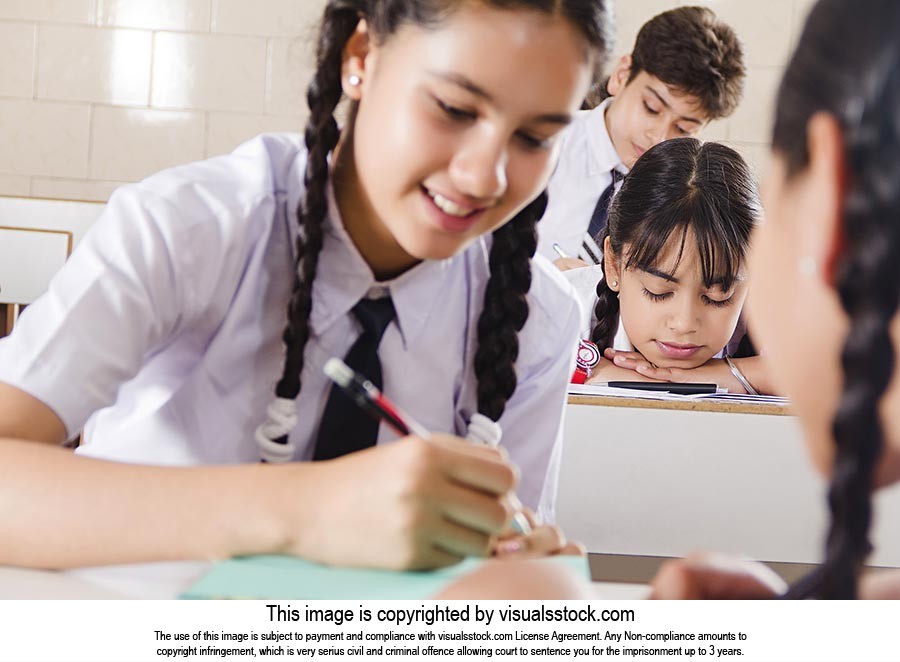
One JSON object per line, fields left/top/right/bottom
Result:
{"left": 0, "top": 0, "right": 814, "bottom": 201}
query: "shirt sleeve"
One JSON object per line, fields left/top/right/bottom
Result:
{"left": 498, "top": 272, "right": 582, "bottom": 523}
{"left": 0, "top": 186, "right": 199, "bottom": 438}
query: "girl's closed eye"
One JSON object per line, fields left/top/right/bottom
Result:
{"left": 515, "top": 130, "right": 554, "bottom": 151}
{"left": 434, "top": 96, "right": 476, "bottom": 122}
{"left": 702, "top": 293, "right": 735, "bottom": 308}
{"left": 642, "top": 287, "right": 672, "bottom": 302}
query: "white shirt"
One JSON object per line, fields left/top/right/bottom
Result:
{"left": 537, "top": 99, "right": 627, "bottom": 262}
{"left": 0, "top": 133, "right": 582, "bottom": 521}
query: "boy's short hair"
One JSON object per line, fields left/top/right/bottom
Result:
{"left": 629, "top": 6, "right": 745, "bottom": 119}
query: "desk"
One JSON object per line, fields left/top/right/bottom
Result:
{"left": 557, "top": 394, "right": 900, "bottom": 580}
{"left": 0, "top": 562, "right": 648, "bottom": 600}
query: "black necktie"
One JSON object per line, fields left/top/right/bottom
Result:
{"left": 312, "top": 296, "right": 396, "bottom": 461}
{"left": 581, "top": 169, "right": 624, "bottom": 264}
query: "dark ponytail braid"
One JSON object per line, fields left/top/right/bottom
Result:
{"left": 258, "top": 3, "right": 362, "bottom": 457}
{"left": 820, "top": 48, "right": 900, "bottom": 602}
{"left": 589, "top": 227, "right": 619, "bottom": 349}
{"left": 474, "top": 192, "right": 546, "bottom": 421}
{"left": 772, "top": 0, "right": 900, "bottom": 598}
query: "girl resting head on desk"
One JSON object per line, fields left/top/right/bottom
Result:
{"left": 0, "top": 0, "right": 610, "bottom": 570}
{"left": 567, "top": 137, "right": 776, "bottom": 394}
{"left": 441, "top": 0, "right": 900, "bottom": 599}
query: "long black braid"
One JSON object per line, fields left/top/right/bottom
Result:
{"left": 773, "top": 0, "right": 900, "bottom": 598}
{"left": 474, "top": 192, "right": 546, "bottom": 421}
{"left": 264, "top": 0, "right": 611, "bottom": 452}
{"left": 270, "top": 2, "right": 362, "bottom": 448}
{"left": 590, "top": 227, "right": 618, "bottom": 349}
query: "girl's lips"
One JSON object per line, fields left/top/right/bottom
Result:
{"left": 420, "top": 187, "right": 485, "bottom": 234}
{"left": 654, "top": 340, "right": 703, "bottom": 359}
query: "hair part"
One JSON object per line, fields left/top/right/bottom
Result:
{"left": 628, "top": 6, "right": 745, "bottom": 119}
{"left": 590, "top": 138, "right": 759, "bottom": 350}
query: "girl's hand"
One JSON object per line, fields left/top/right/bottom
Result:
{"left": 602, "top": 349, "right": 748, "bottom": 393}
{"left": 279, "top": 434, "right": 517, "bottom": 571}
{"left": 650, "top": 553, "right": 786, "bottom": 599}
{"left": 492, "top": 509, "right": 585, "bottom": 559}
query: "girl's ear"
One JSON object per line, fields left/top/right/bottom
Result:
{"left": 341, "top": 19, "right": 374, "bottom": 100}
{"left": 804, "top": 112, "right": 847, "bottom": 287}
{"left": 606, "top": 55, "right": 632, "bottom": 97}
{"left": 602, "top": 236, "right": 621, "bottom": 291}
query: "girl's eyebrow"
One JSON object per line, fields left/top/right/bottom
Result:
{"left": 640, "top": 266, "right": 678, "bottom": 283}
{"left": 640, "top": 266, "right": 746, "bottom": 287}
{"left": 426, "top": 70, "right": 574, "bottom": 126}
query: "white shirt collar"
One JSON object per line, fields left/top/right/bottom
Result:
{"left": 289, "top": 180, "right": 456, "bottom": 350}
{"left": 584, "top": 97, "right": 628, "bottom": 178}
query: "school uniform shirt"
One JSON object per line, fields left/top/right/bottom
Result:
{"left": 0, "top": 133, "right": 582, "bottom": 521}
{"left": 564, "top": 264, "right": 746, "bottom": 358}
{"left": 536, "top": 99, "right": 627, "bottom": 262}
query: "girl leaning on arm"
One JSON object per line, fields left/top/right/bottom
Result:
{"left": 0, "top": 0, "right": 610, "bottom": 570}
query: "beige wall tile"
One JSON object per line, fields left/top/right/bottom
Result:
{"left": 0, "top": 175, "right": 30, "bottom": 196}
{"left": 607, "top": 0, "right": 680, "bottom": 67}
{"left": 266, "top": 37, "right": 315, "bottom": 117}
{"left": 0, "top": 22, "right": 35, "bottom": 98}
{"left": 727, "top": 67, "right": 782, "bottom": 144}
{"left": 98, "top": 0, "right": 211, "bottom": 32}
{"left": 213, "top": 0, "right": 326, "bottom": 37}
{"left": 722, "top": 140, "right": 772, "bottom": 182}
{"left": 152, "top": 32, "right": 267, "bottom": 112}
{"left": 0, "top": 99, "right": 90, "bottom": 178}
{"left": 714, "top": 0, "right": 794, "bottom": 68}
{"left": 699, "top": 118, "right": 729, "bottom": 142}
{"left": 0, "top": 0, "right": 94, "bottom": 24}
{"left": 206, "top": 112, "right": 303, "bottom": 158}
{"left": 37, "top": 25, "right": 152, "bottom": 106}
{"left": 90, "top": 106, "right": 205, "bottom": 182}
{"left": 30, "top": 177, "right": 124, "bottom": 202}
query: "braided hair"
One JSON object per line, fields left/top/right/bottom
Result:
{"left": 256, "top": 0, "right": 612, "bottom": 458}
{"left": 590, "top": 138, "right": 759, "bottom": 350}
{"left": 772, "top": 0, "right": 900, "bottom": 599}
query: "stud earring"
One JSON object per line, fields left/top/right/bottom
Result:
{"left": 797, "top": 256, "right": 818, "bottom": 277}
{"left": 347, "top": 74, "right": 361, "bottom": 87}
{"left": 610, "top": 280, "right": 618, "bottom": 288}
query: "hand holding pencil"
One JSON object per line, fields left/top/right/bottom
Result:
{"left": 322, "top": 358, "right": 583, "bottom": 564}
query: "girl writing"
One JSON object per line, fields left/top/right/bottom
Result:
{"left": 0, "top": 0, "right": 609, "bottom": 570}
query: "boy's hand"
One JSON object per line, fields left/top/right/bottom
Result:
{"left": 553, "top": 257, "right": 591, "bottom": 272}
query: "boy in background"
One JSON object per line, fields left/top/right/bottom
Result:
{"left": 539, "top": 6, "right": 746, "bottom": 268}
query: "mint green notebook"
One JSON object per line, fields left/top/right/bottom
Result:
{"left": 181, "top": 554, "right": 589, "bottom": 600}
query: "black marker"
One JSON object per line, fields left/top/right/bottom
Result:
{"left": 594, "top": 381, "right": 721, "bottom": 396}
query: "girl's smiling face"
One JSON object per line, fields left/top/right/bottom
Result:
{"left": 335, "top": 4, "right": 594, "bottom": 278}
{"left": 604, "top": 228, "right": 749, "bottom": 369}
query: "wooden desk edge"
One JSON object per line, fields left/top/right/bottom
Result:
{"left": 568, "top": 394, "right": 794, "bottom": 416}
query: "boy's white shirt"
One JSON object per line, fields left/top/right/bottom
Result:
{"left": 536, "top": 98, "right": 627, "bottom": 262}
{"left": 0, "top": 133, "right": 582, "bottom": 521}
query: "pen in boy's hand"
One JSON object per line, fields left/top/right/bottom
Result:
{"left": 552, "top": 243, "right": 569, "bottom": 259}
